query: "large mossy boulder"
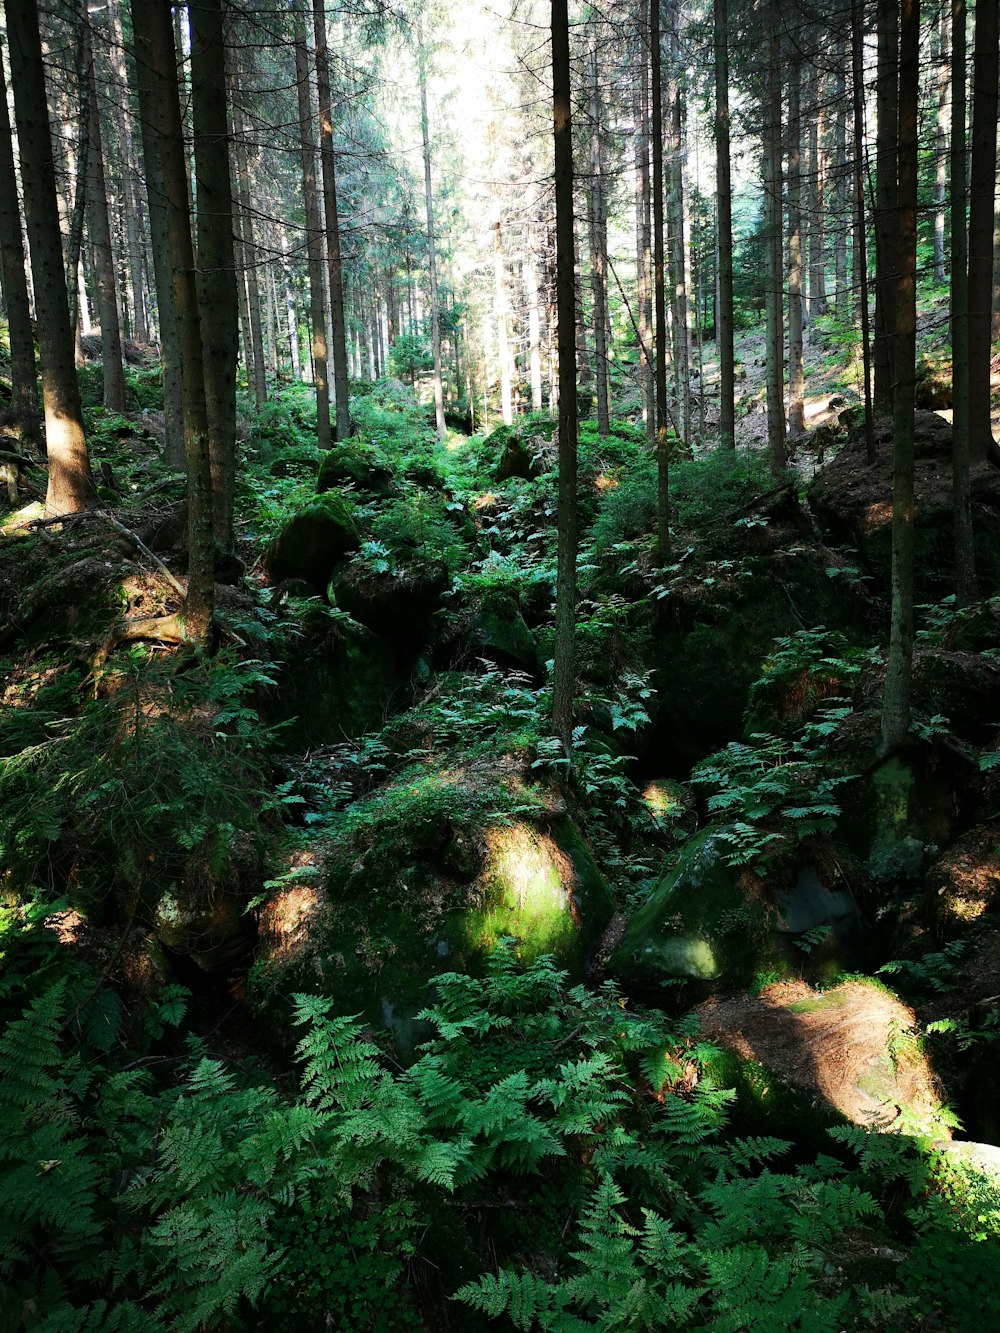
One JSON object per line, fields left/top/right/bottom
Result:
{"left": 263, "top": 492, "right": 361, "bottom": 591}
{"left": 808, "top": 413, "right": 1000, "bottom": 598}
{"left": 608, "top": 827, "right": 865, "bottom": 996}
{"left": 436, "top": 589, "right": 538, "bottom": 673}
{"left": 249, "top": 765, "right": 615, "bottom": 1055}
{"left": 317, "top": 442, "right": 395, "bottom": 496}
{"left": 329, "top": 557, "right": 450, "bottom": 646}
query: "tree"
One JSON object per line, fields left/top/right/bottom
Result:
{"left": 951, "top": 0, "right": 975, "bottom": 602}
{"left": 0, "top": 33, "right": 41, "bottom": 449}
{"left": 550, "top": 0, "right": 577, "bottom": 747}
{"left": 713, "top": 0, "right": 735, "bottom": 451}
{"left": 4, "top": 0, "right": 97, "bottom": 514}
{"left": 967, "top": 0, "right": 999, "bottom": 462}
{"left": 417, "top": 23, "right": 446, "bottom": 441}
{"left": 880, "top": 0, "right": 919, "bottom": 755}
{"left": 651, "top": 0, "right": 671, "bottom": 561}
{"left": 763, "top": 0, "right": 786, "bottom": 475}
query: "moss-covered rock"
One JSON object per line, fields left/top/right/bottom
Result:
{"left": 912, "top": 648, "right": 1000, "bottom": 745}
{"left": 316, "top": 442, "right": 395, "bottom": 496}
{"left": 263, "top": 492, "right": 361, "bottom": 591}
{"left": 249, "top": 764, "right": 615, "bottom": 1055}
{"left": 608, "top": 827, "right": 865, "bottom": 996}
{"left": 437, "top": 590, "right": 538, "bottom": 673}
{"left": 330, "top": 557, "right": 450, "bottom": 646}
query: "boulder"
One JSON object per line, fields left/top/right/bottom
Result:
{"left": 249, "top": 764, "right": 615, "bottom": 1055}
{"left": 330, "top": 557, "right": 449, "bottom": 646}
{"left": 607, "top": 827, "right": 865, "bottom": 995}
{"left": 912, "top": 648, "right": 1000, "bottom": 745}
{"left": 263, "top": 492, "right": 361, "bottom": 591}
{"left": 437, "top": 590, "right": 538, "bottom": 673}
{"left": 317, "top": 442, "right": 395, "bottom": 496}
{"left": 151, "top": 883, "right": 255, "bottom": 973}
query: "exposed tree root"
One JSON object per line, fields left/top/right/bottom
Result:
{"left": 92, "top": 612, "right": 203, "bottom": 673}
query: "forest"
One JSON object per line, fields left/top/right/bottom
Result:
{"left": 2, "top": 0, "right": 1000, "bottom": 1325}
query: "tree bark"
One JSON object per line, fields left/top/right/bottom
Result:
{"left": 951, "top": 0, "right": 975, "bottom": 601}
{"left": 667, "top": 1, "right": 689, "bottom": 448}
{"left": 873, "top": 0, "right": 899, "bottom": 415}
{"left": 968, "top": 0, "right": 999, "bottom": 460}
{"left": 5, "top": 0, "right": 97, "bottom": 514}
{"left": 880, "top": 0, "right": 919, "bottom": 755}
{"left": 634, "top": 44, "right": 655, "bottom": 448}
{"left": 313, "top": 0, "right": 351, "bottom": 439}
{"left": 807, "top": 62, "right": 828, "bottom": 321}
{"left": 0, "top": 34, "right": 41, "bottom": 449}
{"left": 651, "top": 0, "right": 671, "bottom": 561}
{"left": 191, "top": 0, "right": 238, "bottom": 556}
{"left": 293, "top": 4, "right": 330, "bottom": 450}
{"left": 787, "top": 51, "right": 805, "bottom": 438}
{"left": 551, "top": 0, "right": 578, "bottom": 748}
{"left": 85, "top": 28, "right": 126, "bottom": 413}
{"left": 714, "top": 0, "right": 735, "bottom": 450}
{"left": 763, "top": 0, "right": 786, "bottom": 475}
{"left": 230, "top": 89, "right": 267, "bottom": 409}
{"left": 935, "top": 4, "right": 951, "bottom": 284}
{"left": 132, "top": 0, "right": 214, "bottom": 645}
{"left": 852, "top": 0, "right": 876, "bottom": 464}
{"left": 418, "top": 26, "right": 446, "bottom": 441}
{"left": 588, "top": 36, "right": 610, "bottom": 438}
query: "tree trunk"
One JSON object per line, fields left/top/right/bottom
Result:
{"left": 293, "top": 4, "right": 330, "bottom": 451}
{"left": 763, "top": 0, "right": 786, "bottom": 475}
{"left": 880, "top": 0, "right": 919, "bottom": 755}
{"left": 494, "top": 219, "right": 513, "bottom": 425}
{"left": 873, "top": 0, "right": 899, "bottom": 415}
{"left": 418, "top": 28, "right": 446, "bottom": 441}
{"left": 230, "top": 90, "right": 267, "bottom": 409}
{"left": 667, "top": 2, "right": 689, "bottom": 448}
{"left": 651, "top": 0, "right": 671, "bottom": 561}
{"left": 588, "top": 36, "right": 610, "bottom": 438}
{"left": 852, "top": 0, "right": 876, "bottom": 464}
{"left": 551, "top": 0, "right": 578, "bottom": 748}
{"left": 714, "top": 0, "right": 735, "bottom": 450}
{"left": 132, "top": 0, "right": 213, "bottom": 645}
{"left": 191, "top": 0, "right": 238, "bottom": 556}
{"left": 85, "top": 32, "right": 126, "bottom": 413}
{"left": 0, "top": 35, "right": 41, "bottom": 449}
{"left": 5, "top": 0, "right": 97, "bottom": 513}
{"left": 525, "top": 242, "right": 544, "bottom": 412}
{"left": 968, "top": 0, "right": 999, "bottom": 460}
{"left": 787, "top": 52, "right": 805, "bottom": 438}
{"left": 951, "top": 0, "right": 975, "bottom": 601}
{"left": 313, "top": 0, "right": 351, "bottom": 439}
{"left": 634, "top": 45, "right": 655, "bottom": 448}
{"left": 807, "top": 63, "right": 828, "bottom": 321}
{"left": 935, "top": 4, "right": 951, "bottom": 284}
{"left": 833, "top": 56, "right": 850, "bottom": 318}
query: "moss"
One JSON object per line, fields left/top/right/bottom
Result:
{"left": 264, "top": 491, "right": 361, "bottom": 590}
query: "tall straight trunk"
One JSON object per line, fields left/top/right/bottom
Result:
{"left": 763, "top": 0, "right": 786, "bottom": 475}
{"left": 109, "top": 0, "right": 148, "bottom": 344}
{"left": 551, "top": 0, "right": 578, "bottom": 748}
{"left": 86, "top": 37, "right": 126, "bottom": 412}
{"left": 787, "top": 53, "right": 805, "bottom": 438}
{"left": 651, "top": 0, "right": 670, "bottom": 561}
{"left": 873, "top": 0, "right": 899, "bottom": 415}
{"left": 281, "top": 233, "right": 302, "bottom": 382}
{"left": 417, "top": 30, "right": 446, "bottom": 440}
{"left": 313, "top": 0, "right": 351, "bottom": 439}
{"left": 5, "top": 0, "right": 96, "bottom": 513}
{"left": 132, "top": 0, "right": 213, "bottom": 643}
{"left": 935, "top": 4, "right": 951, "bottom": 284}
{"left": 191, "top": 0, "right": 238, "bottom": 556}
{"left": 667, "top": 1, "right": 689, "bottom": 447}
{"left": 807, "top": 63, "right": 828, "bottom": 320}
{"left": 0, "top": 38, "right": 41, "bottom": 449}
{"left": 880, "top": 0, "right": 919, "bottom": 755}
{"left": 634, "top": 46, "right": 654, "bottom": 447}
{"left": 66, "top": 13, "right": 92, "bottom": 355}
{"left": 588, "top": 37, "right": 610, "bottom": 437}
{"left": 494, "top": 220, "right": 513, "bottom": 425}
{"left": 293, "top": 6, "right": 330, "bottom": 450}
{"left": 951, "top": 0, "right": 974, "bottom": 601}
{"left": 230, "top": 89, "right": 267, "bottom": 408}
{"left": 714, "top": 0, "right": 735, "bottom": 449}
{"left": 833, "top": 57, "right": 850, "bottom": 317}
{"left": 852, "top": 0, "right": 877, "bottom": 463}
{"left": 525, "top": 243, "right": 544, "bottom": 412}
{"left": 968, "top": 0, "right": 999, "bottom": 460}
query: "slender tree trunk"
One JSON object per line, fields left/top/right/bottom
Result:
{"left": 714, "top": 0, "right": 735, "bottom": 450}
{"left": 634, "top": 45, "right": 654, "bottom": 447}
{"left": 417, "top": 28, "right": 446, "bottom": 440}
{"left": 5, "top": 0, "right": 97, "bottom": 513}
{"left": 109, "top": 0, "right": 149, "bottom": 345}
{"left": 494, "top": 219, "right": 513, "bottom": 425}
{"left": 873, "top": 0, "right": 899, "bottom": 415}
{"left": 525, "top": 242, "right": 544, "bottom": 412}
{"left": 132, "top": 0, "right": 213, "bottom": 643}
{"left": 807, "top": 63, "right": 828, "bottom": 321}
{"left": 935, "top": 4, "right": 951, "bottom": 284}
{"left": 85, "top": 34, "right": 126, "bottom": 413}
{"left": 66, "top": 12, "right": 92, "bottom": 357}
{"left": 880, "top": 0, "right": 919, "bottom": 755}
{"left": 551, "top": 0, "right": 578, "bottom": 748}
{"left": 0, "top": 37, "right": 41, "bottom": 449}
{"left": 651, "top": 0, "right": 671, "bottom": 561}
{"left": 763, "top": 0, "right": 786, "bottom": 475}
{"left": 833, "top": 57, "right": 850, "bottom": 317}
{"left": 588, "top": 37, "right": 610, "bottom": 437}
{"left": 951, "top": 0, "right": 975, "bottom": 602}
{"left": 230, "top": 89, "right": 267, "bottom": 408}
{"left": 968, "top": 0, "right": 999, "bottom": 460}
{"left": 191, "top": 0, "right": 238, "bottom": 556}
{"left": 667, "top": 1, "right": 689, "bottom": 448}
{"left": 293, "top": 5, "right": 330, "bottom": 450}
{"left": 313, "top": 0, "right": 351, "bottom": 439}
{"left": 787, "top": 52, "right": 805, "bottom": 438}
{"left": 852, "top": 0, "right": 877, "bottom": 464}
